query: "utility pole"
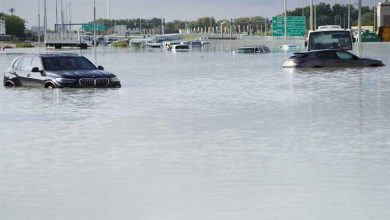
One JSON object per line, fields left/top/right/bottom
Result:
{"left": 314, "top": 4, "right": 317, "bottom": 30}
{"left": 44, "top": 0, "right": 47, "bottom": 40}
{"left": 284, "top": 0, "right": 287, "bottom": 40}
{"left": 61, "top": 0, "right": 64, "bottom": 36}
{"left": 69, "top": 2, "right": 72, "bottom": 32}
{"left": 374, "top": 0, "right": 377, "bottom": 32}
{"left": 358, "top": 0, "right": 362, "bottom": 43}
{"left": 38, "top": 0, "right": 41, "bottom": 43}
{"left": 56, "top": 0, "right": 58, "bottom": 32}
{"left": 93, "top": 0, "right": 96, "bottom": 47}
{"left": 230, "top": 18, "right": 233, "bottom": 38}
{"left": 348, "top": 0, "right": 351, "bottom": 29}
{"left": 107, "top": 0, "right": 110, "bottom": 19}
{"left": 310, "top": 0, "right": 313, "bottom": 30}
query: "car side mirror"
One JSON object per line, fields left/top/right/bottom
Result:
{"left": 304, "top": 41, "right": 308, "bottom": 47}
{"left": 353, "top": 38, "right": 356, "bottom": 43}
{"left": 32, "top": 67, "right": 45, "bottom": 76}
{"left": 353, "top": 55, "right": 359, "bottom": 60}
{"left": 31, "top": 67, "right": 41, "bottom": 72}
{"left": 97, "top": 66, "right": 104, "bottom": 70}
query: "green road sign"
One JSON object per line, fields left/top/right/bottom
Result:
{"left": 272, "top": 16, "right": 306, "bottom": 37}
{"left": 82, "top": 24, "right": 105, "bottom": 32}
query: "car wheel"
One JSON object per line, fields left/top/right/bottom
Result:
{"left": 4, "top": 80, "right": 15, "bottom": 87}
{"left": 45, "top": 82, "right": 56, "bottom": 89}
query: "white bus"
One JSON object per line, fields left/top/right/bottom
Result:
{"left": 306, "top": 25, "right": 354, "bottom": 51}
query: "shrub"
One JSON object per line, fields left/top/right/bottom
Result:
{"left": 15, "top": 43, "right": 34, "bottom": 48}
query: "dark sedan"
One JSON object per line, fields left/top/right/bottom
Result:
{"left": 282, "top": 49, "right": 385, "bottom": 68}
{"left": 3, "top": 54, "right": 121, "bottom": 88}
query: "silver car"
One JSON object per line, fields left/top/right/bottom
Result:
{"left": 283, "top": 49, "right": 385, "bottom": 68}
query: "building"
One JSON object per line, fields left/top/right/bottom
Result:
{"left": 378, "top": 1, "right": 390, "bottom": 27}
{"left": 0, "top": 19, "right": 6, "bottom": 35}
{"left": 113, "top": 25, "right": 127, "bottom": 36}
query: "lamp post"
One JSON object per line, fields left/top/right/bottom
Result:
{"left": 343, "top": 14, "right": 346, "bottom": 29}
{"left": 310, "top": 0, "right": 313, "bottom": 30}
{"left": 93, "top": 0, "right": 96, "bottom": 47}
{"left": 284, "top": 0, "right": 287, "bottom": 40}
{"left": 220, "top": 20, "right": 228, "bottom": 38}
{"left": 335, "top": 15, "right": 341, "bottom": 26}
{"left": 38, "top": 0, "right": 41, "bottom": 43}
{"left": 107, "top": 0, "right": 110, "bottom": 19}
{"left": 348, "top": 0, "right": 351, "bottom": 29}
{"left": 358, "top": 0, "right": 362, "bottom": 43}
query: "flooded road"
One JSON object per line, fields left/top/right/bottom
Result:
{"left": 1, "top": 44, "right": 390, "bottom": 220}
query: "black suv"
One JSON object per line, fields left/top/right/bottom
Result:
{"left": 3, "top": 54, "right": 121, "bottom": 88}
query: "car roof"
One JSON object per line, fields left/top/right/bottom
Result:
{"left": 38, "top": 53, "right": 82, "bottom": 58}
{"left": 240, "top": 45, "right": 269, "bottom": 48}
{"left": 298, "top": 49, "right": 349, "bottom": 54}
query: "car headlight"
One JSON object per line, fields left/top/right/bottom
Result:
{"left": 110, "top": 77, "right": 120, "bottom": 82}
{"left": 55, "top": 78, "right": 77, "bottom": 84}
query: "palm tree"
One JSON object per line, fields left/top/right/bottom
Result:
{"left": 9, "top": 8, "right": 15, "bottom": 16}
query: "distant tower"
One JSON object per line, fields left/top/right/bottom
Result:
{"left": 9, "top": 8, "right": 15, "bottom": 16}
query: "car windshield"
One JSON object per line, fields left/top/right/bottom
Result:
{"left": 308, "top": 31, "right": 353, "bottom": 51}
{"left": 42, "top": 57, "right": 96, "bottom": 71}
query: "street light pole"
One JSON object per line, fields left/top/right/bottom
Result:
{"left": 310, "top": 0, "right": 313, "bottom": 30}
{"left": 220, "top": 20, "right": 228, "bottom": 38}
{"left": 284, "top": 0, "right": 287, "bottom": 40}
{"left": 38, "top": 0, "right": 41, "bottom": 43}
{"left": 358, "top": 0, "right": 362, "bottom": 43}
{"left": 93, "top": 0, "right": 96, "bottom": 47}
{"left": 44, "top": 0, "right": 47, "bottom": 40}
{"left": 348, "top": 0, "right": 351, "bottom": 29}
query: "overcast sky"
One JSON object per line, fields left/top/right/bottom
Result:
{"left": 0, "top": 0, "right": 377, "bottom": 28}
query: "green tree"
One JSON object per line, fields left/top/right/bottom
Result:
{"left": 0, "top": 13, "right": 26, "bottom": 38}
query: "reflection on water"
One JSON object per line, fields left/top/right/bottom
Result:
{"left": 1, "top": 44, "right": 390, "bottom": 220}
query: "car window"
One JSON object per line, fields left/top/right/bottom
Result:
{"left": 19, "top": 57, "right": 33, "bottom": 71}
{"left": 31, "top": 57, "right": 43, "bottom": 69}
{"left": 335, "top": 51, "right": 354, "bottom": 60}
{"left": 238, "top": 48, "right": 255, "bottom": 53}
{"left": 42, "top": 56, "right": 97, "bottom": 71}
{"left": 315, "top": 51, "right": 337, "bottom": 59}
{"left": 262, "top": 47, "right": 271, "bottom": 53}
{"left": 12, "top": 58, "right": 22, "bottom": 69}
{"left": 293, "top": 53, "right": 309, "bottom": 58}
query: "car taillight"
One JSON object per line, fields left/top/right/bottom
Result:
{"left": 293, "top": 60, "right": 305, "bottom": 64}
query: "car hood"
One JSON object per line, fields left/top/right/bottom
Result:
{"left": 47, "top": 69, "right": 116, "bottom": 79}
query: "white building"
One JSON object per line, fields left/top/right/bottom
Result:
{"left": 0, "top": 19, "right": 6, "bottom": 35}
{"left": 378, "top": 1, "right": 390, "bottom": 27}
{"left": 113, "top": 25, "right": 127, "bottom": 36}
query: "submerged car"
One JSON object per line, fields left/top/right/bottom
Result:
{"left": 3, "top": 54, "right": 121, "bottom": 88}
{"left": 282, "top": 49, "right": 385, "bottom": 68}
{"left": 235, "top": 45, "right": 271, "bottom": 54}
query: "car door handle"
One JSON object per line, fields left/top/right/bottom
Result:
{"left": 27, "top": 73, "right": 31, "bottom": 77}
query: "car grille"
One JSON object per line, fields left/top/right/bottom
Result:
{"left": 79, "top": 78, "right": 109, "bottom": 87}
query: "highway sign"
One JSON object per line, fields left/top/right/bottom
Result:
{"left": 272, "top": 16, "right": 306, "bottom": 37}
{"left": 82, "top": 24, "right": 105, "bottom": 32}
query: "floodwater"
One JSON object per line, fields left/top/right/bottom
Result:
{"left": 1, "top": 42, "right": 390, "bottom": 220}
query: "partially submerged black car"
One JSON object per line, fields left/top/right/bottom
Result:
{"left": 282, "top": 49, "right": 385, "bottom": 68}
{"left": 3, "top": 53, "right": 121, "bottom": 88}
